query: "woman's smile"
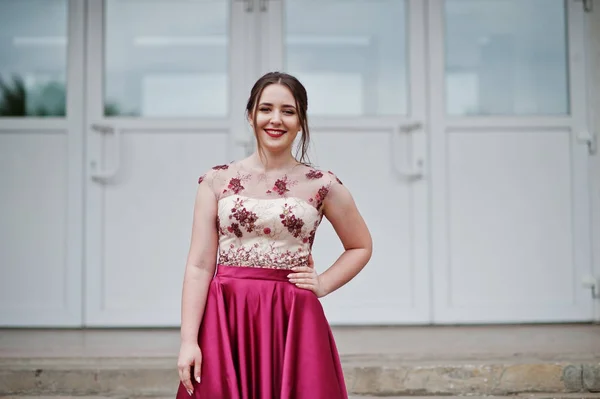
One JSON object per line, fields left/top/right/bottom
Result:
{"left": 264, "top": 128, "right": 286, "bottom": 138}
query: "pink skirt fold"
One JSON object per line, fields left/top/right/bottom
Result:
{"left": 176, "top": 265, "right": 348, "bottom": 399}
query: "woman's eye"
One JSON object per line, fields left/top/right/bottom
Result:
{"left": 284, "top": 110, "right": 295, "bottom": 115}
{"left": 259, "top": 107, "right": 270, "bottom": 112}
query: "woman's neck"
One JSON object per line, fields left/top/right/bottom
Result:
{"left": 249, "top": 150, "right": 299, "bottom": 172}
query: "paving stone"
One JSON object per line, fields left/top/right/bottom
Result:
{"left": 583, "top": 364, "right": 600, "bottom": 392}
{"left": 563, "top": 364, "right": 584, "bottom": 391}
{"left": 1, "top": 358, "right": 600, "bottom": 397}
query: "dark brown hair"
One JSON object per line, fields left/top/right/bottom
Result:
{"left": 246, "top": 72, "right": 311, "bottom": 165}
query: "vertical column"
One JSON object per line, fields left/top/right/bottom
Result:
{"left": 589, "top": 0, "right": 600, "bottom": 320}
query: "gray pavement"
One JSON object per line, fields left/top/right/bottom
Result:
{"left": 1, "top": 324, "right": 599, "bottom": 361}
{"left": 1, "top": 324, "right": 599, "bottom": 397}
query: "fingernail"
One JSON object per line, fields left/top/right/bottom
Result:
{"left": 196, "top": 376, "right": 201, "bottom": 383}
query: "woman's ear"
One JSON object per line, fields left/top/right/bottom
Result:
{"left": 247, "top": 112, "right": 254, "bottom": 127}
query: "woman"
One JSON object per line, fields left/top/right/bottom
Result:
{"left": 176, "top": 72, "right": 372, "bottom": 398}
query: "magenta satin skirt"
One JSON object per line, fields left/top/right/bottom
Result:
{"left": 176, "top": 265, "right": 348, "bottom": 399}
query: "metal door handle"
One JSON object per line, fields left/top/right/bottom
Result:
{"left": 90, "top": 123, "right": 121, "bottom": 183}
{"left": 392, "top": 122, "right": 425, "bottom": 180}
{"left": 237, "top": 0, "right": 253, "bottom": 12}
{"left": 576, "top": 130, "right": 597, "bottom": 155}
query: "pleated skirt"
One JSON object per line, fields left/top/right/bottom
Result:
{"left": 176, "top": 265, "right": 348, "bottom": 399}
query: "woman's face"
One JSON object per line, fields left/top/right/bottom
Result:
{"left": 250, "top": 83, "right": 301, "bottom": 156}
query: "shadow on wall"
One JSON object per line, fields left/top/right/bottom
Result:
{"left": 0, "top": 74, "right": 127, "bottom": 117}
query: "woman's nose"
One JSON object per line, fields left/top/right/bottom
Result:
{"left": 270, "top": 110, "right": 282, "bottom": 123}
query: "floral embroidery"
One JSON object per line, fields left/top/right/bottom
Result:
{"left": 306, "top": 169, "right": 323, "bottom": 179}
{"left": 328, "top": 171, "right": 343, "bottom": 185}
{"left": 266, "top": 176, "right": 289, "bottom": 196}
{"left": 228, "top": 178, "right": 244, "bottom": 194}
{"left": 280, "top": 204, "right": 305, "bottom": 238}
{"left": 308, "top": 231, "right": 316, "bottom": 246}
{"left": 198, "top": 164, "right": 230, "bottom": 184}
{"left": 308, "top": 186, "right": 330, "bottom": 210}
{"left": 222, "top": 173, "right": 251, "bottom": 195}
{"left": 227, "top": 223, "right": 243, "bottom": 238}
{"left": 209, "top": 164, "right": 337, "bottom": 270}
{"left": 266, "top": 175, "right": 298, "bottom": 196}
{"left": 219, "top": 243, "right": 310, "bottom": 269}
{"left": 229, "top": 198, "right": 258, "bottom": 233}
{"left": 216, "top": 216, "right": 225, "bottom": 236}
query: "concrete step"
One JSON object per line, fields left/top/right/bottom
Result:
{"left": 3, "top": 395, "right": 600, "bottom": 399}
{"left": 3, "top": 396, "right": 600, "bottom": 399}
{"left": 2, "top": 325, "right": 599, "bottom": 397}
{"left": 1, "top": 356, "right": 600, "bottom": 397}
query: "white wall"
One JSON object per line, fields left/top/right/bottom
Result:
{"left": 590, "top": 1, "right": 600, "bottom": 320}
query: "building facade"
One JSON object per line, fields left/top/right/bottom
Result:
{"left": 1, "top": 0, "right": 599, "bottom": 327}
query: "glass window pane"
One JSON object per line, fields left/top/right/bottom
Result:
{"left": 445, "top": 0, "right": 568, "bottom": 116}
{"left": 285, "top": 0, "right": 408, "bottom": 116}
{"left": 105, "top": 0, "right": 229, "bottom": 118}
{"left": 0, "top": 0, "right": 67, "bottom": 118}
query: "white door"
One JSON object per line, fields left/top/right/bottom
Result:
{"left": 428, "top": 0, "right": 595, "bottom": 323}
{"left": 84, "top": 0, "right": 255, "bottom": 326}
{"left": 1, "top": 0, "right": 594, "bottom": 328}
{"left": 259, "top": 0, "right": 432, "bottom": 324}
{"left": 0, "top": 0, "right": 84, "bottom": 327}
{"left": 262, "top": 0, "right": 595, "bottom": 324}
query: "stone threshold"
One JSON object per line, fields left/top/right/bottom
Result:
{"left": 0, "top": 357, "right": 599, "bottom": 397}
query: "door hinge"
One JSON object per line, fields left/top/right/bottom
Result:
{"left": 577, "top": 131, "right": 598, "bottom": 155}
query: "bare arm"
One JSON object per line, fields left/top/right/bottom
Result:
{"left": 318, "top": 181, "right": 372, "bottom": 296}
{"left": 180, "top": 181, "right": 219, "bottom": 344}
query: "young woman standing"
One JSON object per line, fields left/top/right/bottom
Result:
{"left": 176, "top": 72, "right": 372, "bottom": 399}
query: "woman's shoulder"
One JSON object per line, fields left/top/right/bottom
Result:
{"left": 300, "top": 164, "right": 343, "bottom": 186}
{"left": 197, "top": 161, "right": 238, "bottom": 186}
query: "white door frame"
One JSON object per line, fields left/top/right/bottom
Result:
{"left": 83, "top": 0, "right": 252, "bottom": 326}
{"left": 585, "top": 0, "right": 600, "bottom": 322}
{"left": 0, "top": 0, "right": 85, "bottom": 327}
{"left": 427, "top": 0, "right": 594, "bottom": 323}
{"left": 61, "top": 0, "right": 86, "bottom": 327}
{"left": 78, "top": 0, "right": 596, "bottom": 326}
{"left": 261, "top": 0, "right": 432, "bottom": 324}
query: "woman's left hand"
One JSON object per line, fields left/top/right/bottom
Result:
{"left": 288, "top": 255, "right": 327, "bottom": 298}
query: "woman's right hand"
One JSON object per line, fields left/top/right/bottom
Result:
{"left": 177, "top": 341, "right": 202, "bottom": 395}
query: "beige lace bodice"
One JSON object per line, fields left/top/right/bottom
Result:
{"left": 198, "top": 161, "right": 343, "bottom": 270}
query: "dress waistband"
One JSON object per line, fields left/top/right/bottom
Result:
{"left": 216, "top": 264, "right": 291, "bottom": 282}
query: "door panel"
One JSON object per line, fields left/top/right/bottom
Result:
{"left": 282, "top": 0, "right": 410, "bottom": 116}
{"left": 310, "top": 129, "right": 430, "bottom": 324}
{"left": 268, "top": 0, "right": 431, "bottom": 324}
{"left": 429, "top": 0, "right": 593, "bottom": 323}
{"left": 446, "top": 130, "right": 575, "bottom": 306}
{"left": 103, "top": 0, "right": 230, "bottom": 118}
{"left": 84, "top": 0, "right": 245, "bottom": 326}
{"left": 87, "top": 132, "right": 229, "bottom": 326}
{"left": 0, "top": 0, "right": 84, "bottom": 327}
{"left": 0, "top": 133, "right": 71, "bottom": 324}
{"left": 444, "top": 0, "right": 569, "bottom": 116}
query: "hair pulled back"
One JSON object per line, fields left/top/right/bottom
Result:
{"left": 246, "top": 72, "right": 311, "bottom": 165}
